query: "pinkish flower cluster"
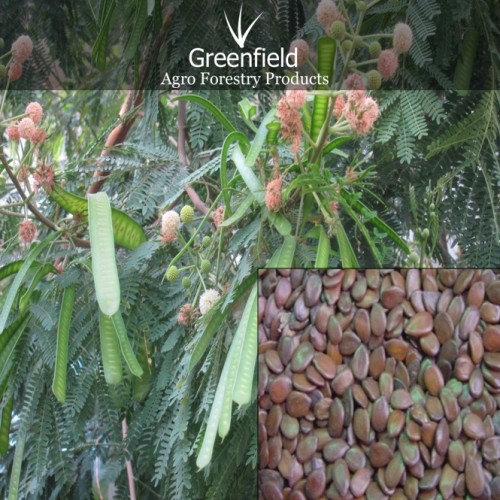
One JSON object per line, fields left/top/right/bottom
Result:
{"left": 5, "top": 102, "right": 46, "bottom": 145}
{"left": 289, "top": 39, "right": 310, "bottom": 66}
{"left": 6, "top": 123, "right": 20, "bottom": 141}
{"left": 265, "top": 175, "right": 283, "bottom": 212}
{"left": 393, "top": 23, "right": 413, "bottom": 54}
{"left": 17, "top": 164, "right": 30, "bottom": 183}
{"left": 7, "top": 35, "right": 33, "bottom": 82}
{"left": 25, "top": 102, "right": 43, "bottom": 124}
{"left": 18, "top": 219, "right": 37, "bottom": 244}
{"left": 316, "top": 0, "right": 344, "bottom": 34}
{"left": 377, "top": 49, "right": 399, "bottom": 80}
{"left": 335, "top": 90, "right": 379, "bottom": 135}
{"left": 161, "top": 210, "right": 180, "bottom": 244}
{"left": 32, "top": 163, "right": 55, "bottom": 194}
{"left": 18, "top": 117, "right": 35, "bottom": 139}
{"left": 177, "top": 303, "right": 195, "bottom": 326}
{"left": 344, "top": 73, "right": 365, "bottom": 91}
{"left": 345, "top": 166, "right": 357, "bottom": 183}
{"left": 211, "top": 205, "right": 225, "bottom": 227}
{"left": 277, "top": 93, "right": 304, "bottom": 153}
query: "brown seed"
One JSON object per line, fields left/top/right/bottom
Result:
{"left": 405, "top": 311, "right": 433, "bottom": 337}
{"left": 350, "top": 467, "right": 372, "bottom": 497}
{"left": 332, "top": 459, "right": 350, "bottom": 496}
{"left": 435, "top": 418, "right": 450, "bottom": 456}
{"left": 379, "top": 372, "right": 394, "bottom": 401}
{"left": 278, "top": 336, "right": 295, "bottom": 366}
{"left": 448, "top": 440, "right": 466, "bottom": 472}
{"left": 327, "top": 315, "right": 342, "bottom": 344}
{"left": 280, "top": 413, "right": 299, "bottom": 439}
{"left": 385, "top": 451, "right": 405, "bottom": 489}
{"left": 453, "top": 269, "right": 475, "bottom": 294}
{"left": 266, "top": 405, "right": 283, "bottom": 437}
{"left": 366, "top": 482, "right": 388, "bottom": 500}
{"left": 420, "top": 333, "right": 440, "bottom": 357}
{"left": 351, "top": 276, "right": 367, "bottom": 301}
{"left": 465, "top": 454, "right": 485, "bottom": 497}
{"left": 275, "top": 277, "right": 292, "bottom": 309}
{"left": 384, "top": 339, "right": 409, "bottom": 361}
{"left": 286, "top": 391, "right": 311, "bottom": 418}
{"left": 328, "top": 398, "right": 344, "bottom": 438}
{"left": 440, "top": 387, "right": 460, "bottom": 422}
{"left": 447, "top": 295, "right": 465, "bottom": 326}
{"left": 292, "top": 373, "right": 315, "bottom": 393}
{"left": 291, "top": 342, "right": 315, "bottom": 372}
{"left": 469, "top": 367, "right": 484, "bottom": 398}
{"left": 390, "top": 389, "right": 413, "bottom": 410}
{"left": 305, "top": 468, "right": 326, "bottom": 499}
{"left": 269, "top": 375, "right": 293, "bottom": 404}
{"left": 484, "top": 352, "right": 500, "bottom": 371}
{"left": 268, "top": 436, "right": 282, "bottom": 469}
{"left": 381, "top": 286, "right": 405, "bottom": 309}
{"left": 351, "top": 344, "right": 369, "bottom": 380}
{"left": 398, "top": 433, "right": 420, "bottom": 466}
{"left": 353, "top": 408, "right": 371, "bottom": 444}
{"left": 459, "top": 306, "right": 480, "bottom": 339}
{"left": 369, "top": 442, "right": 394, "bottom": 468}
{"left": 313, "top": 397, "right": 332, "bottom": 420}
{"left": 312, "top": 352, "right": 337, "bottom": 380}
{"left": 484, "top": 325, "right": 500, "bottom": 352}
{"left": 406, "top": 419, "right": 421, "bottom": 441}
{"left": 366, "top": 269, "right": 380, "bottom": 289}
{"left": 309, "top": 326, "right": 327, "bottom": 352}
{"left": 467, "top": 281, "right": 485, "bottom": 307}
{"left": 419, "top": 468, "right": 441, "bottom": 490}
{"left": 386, "top": 305, "right": 403, "bottom": 332}
{"left": 486, "top": 279, "right": 500, "bottom": 305}
{"left": 314, "top": 303, "right": 331, "bottom": 333}
{"left": 339, "top": 330, "right": 361, "bottom": 356}
{"left": 434, "top": 311, "right": 454, "bottom": 344}
{"left": 387, "top": 410, "right": 406, "bottom": 438}
{"left": 425, "top": 396, "right": 444, "bottom": 421}
{"left": 331, "top": 367, "right": 354, "bottom": 396}
{"left": 265, "top": 350, "right": 284, "bottom": 374}
{"left": 480, "top": 302, "right": 500, "bottom": 323}
{"left": 293, "top": 295, "right": 310, "bottom": 322}
{"left": 323, "top": 439, "right": 349, "bottom": 462}
{"left": 353, "top": 308, "right": 370, "bottom": 342}
{"left": 423, "top": 365, "right": 444, "bottom": 397}
{"left": 482, "top": 436, "right": 500, "bottom": 461}
{"left": 372, "top": 396, "right": 390, "bottom": 432}
{"left": 370, "top": 303, "right": 387, "bottom": 337}
{"left": 304, "top": 273, "right": 322, "bottom": 307}
{"left": 463, "top": 412, "right": 486, "bottom": 440}
{"left": 345, "top": 446, "right": 366, "bottom": 472}
{"left": 261, "top": 481, "right": 284, "bottom": 500}
{"left": 369, "top": 345, "right": 386, "bottom": 379}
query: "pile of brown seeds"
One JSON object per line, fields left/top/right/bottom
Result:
{"left": 258, "top": 269, "right": 500, "bottom": 500}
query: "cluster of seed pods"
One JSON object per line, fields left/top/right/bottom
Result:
{"left": 258, "top": 269, "right": 500, "bottom": 499}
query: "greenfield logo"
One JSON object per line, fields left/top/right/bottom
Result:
{"left": 224, "top": 5, "right": 263, "bottom": 49}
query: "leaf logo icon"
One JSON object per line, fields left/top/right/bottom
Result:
{"left": 224, "top": 5, "right": 263, "bottom": 49}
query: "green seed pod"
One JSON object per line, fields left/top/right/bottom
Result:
{"left": 0, "top": 65, "right": 6, "bottom": 79}
{"left": 429, "top": 203, "right": 435, "bottom": 210}
{"left": 166, "top": 266, "right": 179, "bottom": 282}
{"left": 201, "top": 259, "right": 211, "bottom": 274}
{"left": 202, "top": 236, "right": 211, "bottom": 247}
{"left": 353, "top": 35, "right": 364, "bottom": 49}
{"left": 180, "top": 205, "right": 195, "bottom": 223}
{"left": 422, "top": 228, "right": 430, "bottom": 238}
{"left": 341, "top": 40, "right": 353, "bottom": 55}
{"left": 366, "top": 69, "right": 382, "bottom": 90}
{"left": 331, "top": 21, "right": 346, "bottom": 41}
{"left": 182, "top": 276, "right": 191, "bottom": 289}
{"left": 369, "top": 41, "right": 382, "bottom": 58}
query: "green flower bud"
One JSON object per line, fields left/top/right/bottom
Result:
{"left": 369, "top": 41, "right": 382, "bottom": 58}
{"left": 429, "top": 203, "right": 435, "bottom": 210}
{"left": 366, "top": 69, "right": 382, "bottom": 90}
{"left": 201, "top": 259, "right": 211, "bottom": 274}
{"left": 182, "top": 276, "right": 191, "bottom": 289}
{"left": 180, "top": 205, "right": 195, "bottom": 223}
{"left": 353, "top": 35, "right": 364, "bottom": 49}
{"left": 347, "top": 60, "right": 357, "bottom": 71}
{"left": 421, "top": 228, "right": 430, "bottom": 238}
{"left": 331, "top": 21, "right": 346, "bottom": 41}
{"left": 341, "top": 40, "right": 353, "bottom": 55}
{"left": 202, "top": 236, "right": 211, "bottom": 247}
{"left": 409, "top": 251, "right": 420, "bottom": 264}
{"left": 166, "top": 266, "right": 179, "bottom": 282}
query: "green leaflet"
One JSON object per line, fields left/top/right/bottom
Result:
{"left": 315, "top": 225, "right": 331, "bottom": 267}
{"left": 245, "top": 109, "right": 275, "bottom": 169}
{"left": 454, "top": 26, "right": 479, "bottom": 96}
{"left": 232, "top": 285, "right": 258, "bottom": 406}
{"left": 0, "top": 396, "right": 13, "bottom": 454}
{"left": 50, "top": 184, "right": 147, "bottom": 250}
{"left": 267, "top": 235, "right": 296, "bottom": 268}
{"left": 231, "top": 144, "right": 265, "bottom": 204}
{"left": 110, "top": 311, "right": 143, "bottom": 377}
{"left": 171, "top": 94, "right": 237, "bottom": 133}
{"left": 88, "top": 193, "right": 121, "bottom": 317}
{"left": 52, "top": 285, "right": 76, "bottom": 404}
{"left": 0, "top": 260, "right": 26, "bottom": 282}
{"left": 19, "top": 263, "right": 57, "bottom": 313}
{"left": 189, "top": 274, "right": 256, "bottom": 371}
{"left": 0, "top": 315, "right": 30, "bottom": 390}
{"left": 221, "top": 194, "right": 254, "bottom": 227}
{"left": 0, "top": 233, "right": 57, "bottom": 334}
{"left": 267, "top": 211, "right": 292, "bottom": 236}
{"left": 335, "top": 222, "right": 359, "bottom": 267}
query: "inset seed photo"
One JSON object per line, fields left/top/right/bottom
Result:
{"left": 258, "top": 269, "right": 500, "bottom": 499}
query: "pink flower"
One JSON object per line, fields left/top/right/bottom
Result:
{"left": 289, "top": 39, "right": 310, "bottom": 66}
{"left": 18, "top": 164, "right": 30, "bottom": 182}
{"left": 277, "top": 95, "right": 303, "bottom": 153}
{"left": 18, "top": 220, "right": 37, "bottom": 244}
{"left": 265, "top": 176, "right": 283, "bottom": 212}
{"left": 211, "top": 206, "right": 225, "bottom": 227}
{"left": 6, "top": 124, "right": 20, "bottom": 141}
{"left": 161, "top": 210, "right": 180, "bottom": 234}
{"left": 393, "top": 23, "right": 413, "bottom": 54}
{"left": 316, "top": 0, "right": 344, "bottom": 33}
{"left": 285, "top": 88, "right": 308, "bottom": 108}
{"left": 17, "top": 117, "right": 35, "bottom": 139}
{"left": 330, "top": 200, "right": 339, "bottom": 213}
{"left": 11, "top": 35, "right": 33, "bottom": 62}
{"left": 161, "top": 229, "right": 177, "bottom": 244}
{"left": 377, "top": 49, "right": 399, "bottom": 80}
{"left": 345, "top": 166, "right": 357, "bottom": 183}
{"left": 8, "top": 62, "right": 22, "bottom": 81}
{"left": 177, "top": 303, "right": 194, "bottom": 325}
{"left": 32, "top": 163, "right": 55, "bottom": 193}
{"left": 334, "top": 95, "right": 346, "bottom": 119}
{"left": 30, "top": 128, "right": 46, "bottom": 145}
{"left": 344, "top": 93, "right": 379, "bottom": 134}
{"left": 344, "top": 73, "right": 365, "bottom": 90}
{"left": 25, "top": 102, "right": 43, "bottom": 124}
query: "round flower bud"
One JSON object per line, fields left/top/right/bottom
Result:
{"left": 202, "top": 235, "right": 211, "bottom": 247}
{"left": 289, "top": 39, "right": 310, "bottom": 66}
{"left": 369, "top": 41, "right": 382, "bottom": 58}
{"left": 341, "top": 40, "right": 353, "bottom": 55}
{"left": 201, "top": 259, "right": 211, "bottom": 274}
{"left": 408, "top": 252, "right": 419, "bottom": 264}
{"left": 7, "top": 61, "right": 22, "bottom": 82}
{"left": 421, "top": 228, "right": 430, "bottom": 238}
{"left": 18, "top": 117, "right": 35, "bottom": 139}
{"left": 393, "top": 22, "right": 413, "bottom": 54}
{"left": 177, "top": 303, "right": 194, "bottom": 326}
{"left": 6, "top": 125, "right": 20, "bottom": 141}
{"left": 366, "top": 69, "right": 382, "bottom": 90}
{"left": 377, "top": 49, "right": 399, "bottom": 80}
{"left": 352, "top": 35, "right": 364, "bottom": 49}
{"left": 316, "top": 0, "right": 342, "bottom": 32}
{"left": 331, "top": 21, "right": 346, "bottom": 41}
{"left": 0, "top": 64, "right": 6, "bottom": 79}
{"left": 11, "top": 35, "right": 33, "bottom": 62}
{"left": 180, "top": 205, "right": 195, "bottom": 223}
{"left": 199, "top": 289, "right": 220, "bottom": 315}
{"left": 166, "top": 266, "right": 179, "bottom": 282}
{"left": 25, "top": 102, "right": 43, "bottom": 124}
{"left": 347, "top": 60, "right": 357, "bottom": 72}
{"left": 18, "top": 219, "right": 37, "bottom": 244}
{"left": 161, "top": 210, "right": 180, "bottom": 234}
{"left": 182, "top": 277, "right": 191, "bottom": 289}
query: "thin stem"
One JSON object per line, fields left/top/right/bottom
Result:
{"left": 121, "top": 418, "right": 137, "bottom": 500}
{"left": 311, "top": 99, "right": 335, "bottom": 164}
